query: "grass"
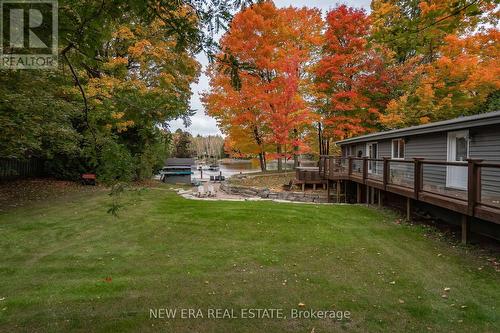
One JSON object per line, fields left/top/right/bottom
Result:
{"left": 0, "top": 184, "right": 499, "bottom": 332}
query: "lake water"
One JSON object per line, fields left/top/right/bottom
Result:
{"left": 193, "top": 159, "right": 295, "bottom": 180}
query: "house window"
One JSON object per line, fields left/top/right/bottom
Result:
{"left": 350, "top": 145, "right": 356, "bottom": 156}
{"left": 455, "top": 137, "right": 468, "bottom": 162}
{"left": 392, "top": 139, "right": 405, "bottom": 159}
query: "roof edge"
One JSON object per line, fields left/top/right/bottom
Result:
{"left": 336, "top": 110, "right": 500, "bottom": 145}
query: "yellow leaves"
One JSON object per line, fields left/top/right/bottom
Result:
{"left": 418, "top": 1, "right": 439, "bottom": 16}
{"left": 379, "top": 96, "right": 409, "bottom": 129}
{"left": 370, "top": 1, "right": 400, "bottom": 31}
{"left": 104, "top": 119, "right": 135, "bottom": 133}
{"left": 160, "top": 73, "right": 175, "bottom": 86}
{"left": 103, "top": 57, "right": 128, "bottom": 71}
{"left": 372, "top": 1, "right": 398, "bottom": 18}
{"left": 128, "top": 40, "right": 153, "bottom": 58}
{"left": 113, "top": 26, "right": 135, "bottom": 40}
{"left": 111, "top": 112, "right": 124, "bottom": 119}
{"left": 110, "top": 57, "right": 128, "bottom": 66}
{"left": 86, "top": 76, "right": 121, "bottom": 100}
{"left": 419, "top": 116, "right": 430, "bottom": 124}
{"left": 379, "top": 113, "right": 403, "bottom": 128}
{"left": 116, "top": 120, "right": 135, "bottom": 133}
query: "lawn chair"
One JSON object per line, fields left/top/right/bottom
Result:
{"left": 81, "top": 173, "right": 96, "bottom": 185}
{"left": 207, "top": 183, "right": 216, "bottom": 197}
{"left": 197, "top": 185, "right": 206, "bottom": 197}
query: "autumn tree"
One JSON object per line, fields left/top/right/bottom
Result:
{"left": 370, "top": 0, "right": 498, "bottom": 63}
{"left": 313, "top": 5, "right": 397, "bottom": 149}
{"left": 204, "top": 67, "right": 270, "bottom": 170}
{"left": 380, "top": 29, "right": 500, "bottom": 127}
{"left": 371, "top": 1, "right": 499, "bottom": 128}
{"left": 203, "top": 2, "right": 321, "bottom": 171}
{"left": 1, "top": 0, "right": 255, "bottom": 181}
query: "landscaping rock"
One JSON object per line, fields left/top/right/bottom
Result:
{"left": 220, "top": 182, "right": 329, "bottom": 204}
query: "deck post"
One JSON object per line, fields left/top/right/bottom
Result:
{"left": 356, "top": 183, "right": 361, "bottom": 203}
{"left": 466, "top": 159, "right": 482, "bottom": 216}
{"left": 327, "top": 181, "right": 331, "bottom": 203}
{"left": 328, "top": 156, "right": 331, "bottom": 178}
{"left": 406, "top": 197, "right": 411, "bottom": 221}
{"left": 461, "top": 215, "right": 470, "bottom": 244}
{"left": 348, "top": 157, "right": 353, "bottom": 176}
{"left": 413, "top": 158, "right": 424, "bottom": 200}
{"left": 319, "top": 156, "right": 323, "bottom": 177}
{"left": 336, "top": 180, "right": 340, "bottom": 203}
{"left": 383, "top": 157, "right": 389, "bottom": 190}
{"left": 362, "top": 157, "right": 368, "bottom": 184}
{"left": 345, "top": 181, "right": 348, "bottom": 203}
{"left": 366, "top": 186, "right": 370, "bottom": 205}
{"left": 377, "top": 189, "right": 381, "bottom": 207}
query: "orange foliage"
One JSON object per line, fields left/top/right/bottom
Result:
{"left": 203, "top": 2, "right": 322, "bottom": 162}
{"left": 382, "top": 29, "right": 500, "bottom": 127}
{"left": 314, "top": 5, "right": 396, "bottom": 141}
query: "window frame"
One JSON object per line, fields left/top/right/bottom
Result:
{"left": 391, "top": 138, "right": 405, "bottom": 160}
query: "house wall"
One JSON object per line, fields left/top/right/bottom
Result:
{"left": 164, "top": 175, "right": 191, "bottom": 184}
{"left": 470, "top": 125, "right": 500, "bottom": 197}
{"left": 406, "top": 132, "right": 447, "bottom": 187}
{"left": 339, "top": 124, "right": 500, "bottom": 197}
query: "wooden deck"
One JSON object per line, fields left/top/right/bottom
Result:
{"left": 319, "top": 156, "right": 500, "bottom": 226}
{"left": 293, "top": 167, "right": 327, "bottom": 191}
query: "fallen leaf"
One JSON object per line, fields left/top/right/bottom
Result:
{"left": 298, "top": 302, "right": 305, "bottom": 307}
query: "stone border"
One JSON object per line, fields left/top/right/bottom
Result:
{"left": 220, "top": 182, "right": 328, "bottom": 203}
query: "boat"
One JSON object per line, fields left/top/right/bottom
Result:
{"left": 208, "top": 164, "right": 219, "bottom": 171}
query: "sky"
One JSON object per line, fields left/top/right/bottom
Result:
{"left": 168, "top": 0, "right": 372, "bottom": 136}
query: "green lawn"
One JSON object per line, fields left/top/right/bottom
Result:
{"left": 0, "top": 186, "right": 498, "bottom": 332}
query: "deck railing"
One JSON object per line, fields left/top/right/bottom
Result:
{"left": 319, "top": 155, "right": 500, "bottom": 224}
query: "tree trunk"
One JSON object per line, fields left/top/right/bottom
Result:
{"left": 258, "top": 152, "right": 266, "bottom": 172}
{"left": 293, "top": 128, "right": 299, "bottom": 169}
{"left": 318, "top": 122, "right": 323, "bottom": 156}
{"left": 253, "top": 125, "right": 266, "bottom": 172}
{"left": 277, "top": 144, "right": 282, "bottom": 172}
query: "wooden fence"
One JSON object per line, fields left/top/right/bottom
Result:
{"left": 0, "top": 158, "right": 45, "bottom": 180}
